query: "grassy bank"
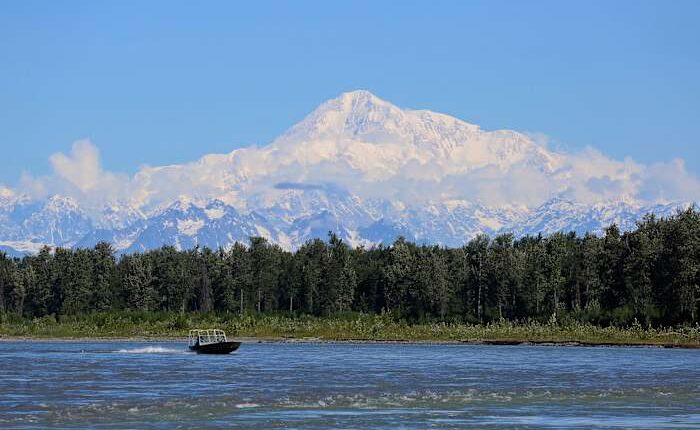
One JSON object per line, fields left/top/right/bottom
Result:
{"left": 1, "top": 312, "right": 699, "bottom": 348}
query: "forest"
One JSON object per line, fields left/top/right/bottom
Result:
{"left": 0, "top": 207, "right": 698, "bottom": 328}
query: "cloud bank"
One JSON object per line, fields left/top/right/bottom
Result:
{"left": 6, "top": 92, "right": 700, "bottom": 217}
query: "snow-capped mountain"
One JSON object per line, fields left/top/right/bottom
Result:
{"left": 513, "top": 197, "right": 692, "bottom": 238}
{"left": 0, "top": 91, "right": 695, "bottom": 255}
{"left": 0, "top": 195, "right": 93, "bottom": 255}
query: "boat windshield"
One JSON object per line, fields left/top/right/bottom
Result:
{"left": 188, "top": 329, "right": 227, "bottom": 346}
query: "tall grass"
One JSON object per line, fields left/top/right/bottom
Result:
{"left": 1, "top": 311, "right": 699, "bottom": 347}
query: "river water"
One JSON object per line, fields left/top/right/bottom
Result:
{"left": 1, "top": 341, "right": 699, "bottom": 429}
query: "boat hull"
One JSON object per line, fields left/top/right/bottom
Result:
{"left": 189, "top": 341, "right": 241, "bottom": 354}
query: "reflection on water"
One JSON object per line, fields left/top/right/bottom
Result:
{"left": 1, "top": 341, "right": 699, "bottom": 429}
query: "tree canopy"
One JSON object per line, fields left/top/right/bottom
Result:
{"left": 1, "top": 209, "right": 699, "bottom": 327}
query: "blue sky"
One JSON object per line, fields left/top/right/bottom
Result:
{"left": 1, "top": 0, "right": 699, "bottom": 185}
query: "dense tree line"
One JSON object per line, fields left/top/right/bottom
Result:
{"left": 1, "top": 208, "right": 699, "bottom": 327}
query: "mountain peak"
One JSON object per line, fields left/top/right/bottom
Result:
{"left": 279, "top": 90, "right": 404, "bottom": 140}
{"left": 1, "top": 92, "right": 693, "bottom": 255}
{"left": 335, "top": 89, "right": 388, "bottom": 107}
{"left": 285, "top": 90, "right": 486, "bottom": 146}
{"left": 330, "top": 89, "right": 399, "bottom": 118}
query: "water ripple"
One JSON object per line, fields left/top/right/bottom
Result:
{"left": 0, "top": 341, "right": 699, "bottom": 429}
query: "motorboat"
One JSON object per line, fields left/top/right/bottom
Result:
{"left": 188, "top": 329, "right": 241, "bottom": 354}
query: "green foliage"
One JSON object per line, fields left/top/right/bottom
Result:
{"left": 0, "top": 207, "right": 699, "bottom": 332}
{"left": 1, "top": 310, "right": 699, "bottom": 348}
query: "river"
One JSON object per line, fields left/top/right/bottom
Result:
{"left": 1, "top": 341, "right": 699, "bottom": 429}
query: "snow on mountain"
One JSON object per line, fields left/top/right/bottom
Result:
{"left": 0, "top": 90, "right": 695, "bottom": 255}
{"left": 97, "top": 203, "right": 146, "bottom": 230}
{"left": 0, "top": 240, "right": 49, "bottom": 257}
{"left": 264, "top": 90, "right": 562, "bottom": 190}
{"left": 21, "top": 195, "right": 93, "bottom": 246}
{"left": 515, "top": 197, "right": 693, "bottom": 237}
{"left": 96, "top": 199, "right": 281, "bottom": 254}
{"left": 0, "top": 194, "right": 93, "bottom": 255}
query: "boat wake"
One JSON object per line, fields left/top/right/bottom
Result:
{"left": 115, "top": 346, "right": 186, "bottom": 354}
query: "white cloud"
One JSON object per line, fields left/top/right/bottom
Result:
{"left": 16, "top": 135, "right": 700, "bottom": 215}
{"left": 6, "top": 93, "right": 700, "bottom": 218}
{"left": 637, "top": 159, "right": 700, "bottom": 203}
{"left": 49, "top": 140, "right": 103, "bottom": 192}
{"left": 17, "top": 139, "right": 131, "bottom": 206}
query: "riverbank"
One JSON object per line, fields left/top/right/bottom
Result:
{"left": 1, "top": 312, "right": 699, "bottom": 348}
{"left": 2, "top": 336, "right": 699, "bottom": 349}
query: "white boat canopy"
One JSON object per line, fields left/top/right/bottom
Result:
{"left": 188, "top": 329, "right": 228, "bottom": 347}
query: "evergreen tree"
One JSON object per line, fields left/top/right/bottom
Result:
{"left": 295, "top": 239, "right": 327, "bottom": 315}
{"left": 623, "top": 216, "right": 661, "bottom": 325}
{"left": 60, "top": 248, "right": 93, "bottom": 315}
{"left": 465, "top": 235, "right": 490, "bottom": 322}
{"left": 92, "top": 242, "right": 116, "bottom": 311}
{"left": 120, "top": 254, "right": 155, "bottom": 311}
{"left": 0, "top": 252, "right": 22, "bottom": 314}
{"left": 3, "top": 206, "right": 700, "bottom": 328}
{"left": 600, "top": 225, "right": 629, "bottom": 323}
{"left": 383, "top": 237, "right": 415, "bottom": 317}
{"left": 227, "top": 243, "right": 251, "bottom": 314}
{"left": 664, "top": 208, "right": 700, "bottom": 323}
{"left": 488, "top": 234, "right": 516, "bottom": 320}
{"left": 23, "top": 246, "right": 54, "bottom": 317}
{"left": 579, "top": 233, "right": 603, "bottom": 315}
{"left": 248, "top": 237, "right": 282, "bottom": 313}
{"left": 427, "top": 246, "right": 452, "bottom": 320}
{"left": 194, "top": 247, "right": 215, "bottom": 312}
{"left": 324, "top": 233, "right": 357, "bottom": 314}
{"left": 350, "top": 246, "right": 387, "bottom": 313}
{"left": 149, "top": 246, "right": 193, "bottom": 312}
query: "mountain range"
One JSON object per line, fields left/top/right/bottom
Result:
{"left": 0, "top": 91, "right": 693, "bottom": 256}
